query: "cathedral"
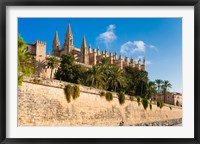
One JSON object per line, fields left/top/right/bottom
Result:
{"left": 51, "top": 23, "right": 146, "bottom": 70}
{"left": 26, "top": 23, "right": 146, "bottom": 78}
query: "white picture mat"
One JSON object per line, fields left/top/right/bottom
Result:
{"left": 6, "top": 6, "right": 194, "bottom": 138}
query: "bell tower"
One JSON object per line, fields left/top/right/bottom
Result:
{"left": 61, "top": 23, "right": 74, "bottom": 54}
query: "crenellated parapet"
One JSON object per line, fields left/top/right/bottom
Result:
{"left": 35, "top": 40, "right": 46, "bottom": 46}
{"left": 34, "top": 40, "right": 46, "bottom": 62}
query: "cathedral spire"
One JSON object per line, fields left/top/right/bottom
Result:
{"left": 53, "top": 31, "right": 60, "bottom": 45}
{"left": 52, "top": 31, "right": 60, "bottom": 56}
{"left": 67, "top": 23, "right": 72, "bottom": 36}
{"left": 81, "top": 35, "right": 88, "bottom": 64}
{"left": 61, "top": 22, "right": 74, "bottom": 54}
{"left": 81, "top": 35, "right": 87, "bottom": 49}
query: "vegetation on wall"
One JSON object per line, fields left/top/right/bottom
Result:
{"left": 105, "top": 92, "right": 113, "bottom": 101}
{"left": 157, "top": 101, "right": 165, "bottom": 109}
{"left": 72, "top": 85, "right": 80, "bottom": 100}
{"left": 64, "top": 84, "right": 73, "bottom": 103}
{"left": 117, "top": 92, "right": 125, "bottom": 105}
{"left": 18, "top": 35, "right": 35, "bottom": 86}
{"left": 137, "top": 96, "right": 142, "bottom": 106}
{"left": 142, "top": 98, "right": 149, "bottom": 110}
{"left": 100, "top": 91, "right": 106, "bottom": 97}
{"left": 130, "top": 96, "right": 134, "bottom": 101}
{"left": 64, "top": 84, "right": 81, "bottom": 102}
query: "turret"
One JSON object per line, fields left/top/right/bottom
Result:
{"left": 136, "top": 58, "right": 141, "bottom": 70}
{"left": 141, "top": 58, "right": 146, "bottom": 71}
{"left": 88, "top": 44, "right": 92, "bottom": 53}
{"left": 129, "top": 58, "right": 135, "bottom": 67}
{"left": 109, "top": 53, "right": 113, "bottom": 64}
{"left": 97, "top": 47, "right": 100, "bottom": 55}
{"left": 138, "top": 58, "right": 141, "bottom": 65}
{"left": 124, "top": 57, "right": 129, "bottom": 67}
{"left": 105, "top": 50, "right": 108, "bottom": 57}
{"left": 119, "top": 55, "right": 123, "bottom": 69}
{"left": 93, "top": 49, "right": 97, "bottom": 65}
{"left": 113, "top": 52, "right": 117, "bottom": 60}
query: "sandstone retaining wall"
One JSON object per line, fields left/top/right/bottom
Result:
{"left": 18, "top": 77, "right": 182, "bottom": 126}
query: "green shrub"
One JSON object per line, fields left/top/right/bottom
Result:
{"left": 157, "top": 101, "right": 160, "bottom": 108}
{"left": 142, "top": 98, "right": 149, "bottom": 110}
{"left": 105, "top": 92, "right": 113, "bottom": 101}
{"left": 130, "top": 96, "right": 134, "bottom": 101}
{"left": 33, "top": 77, "right": 41, "bottom": 84}
{"left": 157, "top": 101, "right": 165, "bottom": 109}
{"left": 160, "top": 101, "right": 165, "bottom": 109}
{"left": 150, "top": 103, "right": 152, "bottom": 110}
{"left": 137, "top": 96, "right": 142, "bottom": 106}
{"left": 72, "top": 85, "right": 80, "bottom": 100}
{"left": 64, "top": 84, "right": 73, "bottom": 103}
{"left": 117, "top": 92, "right": 125, "bottom": 105}
{"left": 149, "top": 100, "right": 152, "bottom": 110}
{"left": 100, "top": 91, "right": 105, "bottom": 97}
{"left": 18, "top": 75, "right": 23, "bottom": 86}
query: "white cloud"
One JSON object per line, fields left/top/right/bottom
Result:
{"left": 97, "top": 24, "right": 117, "bottom": 49}
{"left": 120, "top": 40, "right": 157, "bottom": 57}
{"left": 147, "top": 44, "right": 158, "bottom": 51}
{"left": 120, "top": 41, "right": 146, "bottom": 56}
{"left": 133, "top": 41, "right": 146, "bottom": 52}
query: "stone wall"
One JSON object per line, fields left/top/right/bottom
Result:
{"left": 133, "top": 118, "right": 182, "bottom": 126}
{"left": 18, "top": 77, "right": 182, "bottom": 126}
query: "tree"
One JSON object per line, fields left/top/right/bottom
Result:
{"left": 124, "top": 66, "right": 148, "bottom": 97}
{"left": 55, "top": 54, "right": 87, "bottom": 84}
{"left": 146, "top": 81, "right": 157, "bottom": 99}
{"left": 55, "top": 54, "right": 75, "bottom": 82}
{"left": 46, "top": 56, "right": 59, "bottom": 78}
{"left": 18, "top": 35, "right": 35, "bottom": 85}
{"left": 108, "top": 65, "right": 126, "bottom": 92}
{"left": 86, "top": 65, "right": 105, "bottom": 89}
{"left": 97, "top": 57, "right": 112, "bottom": 90}
{"left": 155, "top": 79, "right": 163, "bottom": 93}
{"left": 71, "top": 64, "right": 87, "bottom": 84}
{"left": 161, "top": 80, "right": 172, "bottom": 102}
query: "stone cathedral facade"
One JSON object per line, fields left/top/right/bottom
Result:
{"left": 52, "top": 23, "right": 146, "bottom": 70}
{"left": 26, "top": 23, "right": 146, "bottom": 78}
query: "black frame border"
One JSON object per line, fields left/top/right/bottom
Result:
{"left": 0, "top": 0, "right": 200, "bottom": 144}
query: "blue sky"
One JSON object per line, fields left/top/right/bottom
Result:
{"left": 18, "top": 18, "right": 182, "bottom": 93}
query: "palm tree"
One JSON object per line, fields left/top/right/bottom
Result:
{"left": 98, "top": 57, "right": 110, "bottom": 69}
{"left": 46, "top": 56, "right": 59, "bottom": 79}
{"left": 18, "top": 35, "right": 35, "bottom": 85}
{"left": 108, "top": 66, "right": 126, "bottom": 92}
{"left": 98, "top": 57, "right": 112, "bottom": 89}
{"left": 138, "top": 71, "right": 148, "bottom": 96}
{"left": 146, "top": 81, "right": 157, "bottom": 99}
{"left": 155, "top": 79, "right": 163, "bottom": 93}
{"left": 86, "top": 65, "right": 105, "bottom": 88}
{"left": 161, "top": 80, "right": 172, "bottom": 102}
